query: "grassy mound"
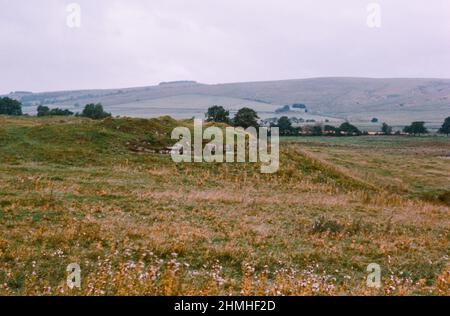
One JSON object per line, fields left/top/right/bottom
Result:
{"left": 0, "top": 116, "right": 186, "bottom": 165}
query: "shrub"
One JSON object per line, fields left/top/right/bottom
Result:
{"left": 311, "top": 216, "right": 343, "bottom": 234}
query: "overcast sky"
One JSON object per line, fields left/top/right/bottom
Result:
{"left": 0, "top": 0, "right": 449, "bottom": 94}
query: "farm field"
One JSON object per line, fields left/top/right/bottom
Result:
{"left": 0, "top": 116, "right": 449, "bottom": 295}
{"left": 282, "top": 136, "right": 450, "bottom": 202}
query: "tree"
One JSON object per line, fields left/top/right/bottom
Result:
{"left": 0, "top": 97, "right": 22, "bottom": 116}
{"left": 324, "top": 125, "right": 340, "bottom": 135}
{"left": 80, "top": 103, "right": 111, "bottom": 120}
{"left": 302, "top": 125, "right": 323, "bottom": 136}
{"left": 37, "top": 105, "right": 50, "bottom": 117}
{"left": 276, "top": 116, "right": 295, "bottom": 136}
{"left": 439, "top": 117, "right": 450, "bottom": 136}
{"left": 381, "top": 122, "right": 392, "bottom": 135}
{"left": 403, "top": 121, "right": 428, "bottom": 136}
{"left": 275, "top": 105, "right": 290, "bottom": 113}
{"left": 311, "top": 125, "right": 323, "bottom": 136}
{"left": 233, "top": 107, "right": 259, "bottom": 129}
{"left": 339, "top": 122, "right": 361, "bottom": 135}
{"left": 205, "top": 105, "right": 230, "bottom": 123}
{"left": 37, "top": 106, "right": 73, "bottom": 117}
{"left": 50, "top": 108, "right": 73, "bottom": 116}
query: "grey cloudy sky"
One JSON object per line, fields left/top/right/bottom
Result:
{"left": 0, "top": 0, "right": 449, "bottom": 94}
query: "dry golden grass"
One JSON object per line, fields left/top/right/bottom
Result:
{"left": 0, "top": 118, "right": 449, "bottom": 296}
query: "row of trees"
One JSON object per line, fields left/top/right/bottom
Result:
{"left": 37, "top": 105, "right": 73, "bottom": 117}
{"left": 205, "top": 107, "right": 364, "bottom": 136}
{"left": 2, "top": 99, "right": 450, "bottom": 135}
{"left": 205, "top": 106, "right": 259, "bottom": 129}
{"left": 38, "top": 103, "right": 111, "bottom": 119}
{"left": 381, "top": 120, "right": 448, "bottom": 136}
{"left": 37, "top": 103, "right": 111, "bottom": 119}
{"left": 0, "top": 97, "right": 111, "bottom": 120}
{"left": 205, "top": 106, "right": 450, "bottom": 137}
{"left": 275, "top": 116, "right": 362, "bottom": 136}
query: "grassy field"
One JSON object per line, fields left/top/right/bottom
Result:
{"left": 0, "top": 116, "right": 448, "bottom": 295}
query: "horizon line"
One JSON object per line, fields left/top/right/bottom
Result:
{"left": 3, "top": 76, "right": 450, "bottom": 96}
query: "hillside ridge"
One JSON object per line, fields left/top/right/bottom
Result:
{"left": 5, "top": 77, "right": 450, "bottom": 124}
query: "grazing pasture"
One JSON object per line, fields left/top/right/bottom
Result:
{"left": 0, "top": 117, "right": 448, "bottom": 295}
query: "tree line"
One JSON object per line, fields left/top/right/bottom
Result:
{"left": 274, "top": 117, "right": 363, "bottom": 136}
{"left": 205, "top": 105, "right": 259, "bottom": 129}
{"left": 0, "top": 98, "right": 449, "bottom": 136}
{"left": 0, "top": 97, "right": 111, "bottom": 120}
{"left": 205, "top": 105, "right": 450, "bottom": 136}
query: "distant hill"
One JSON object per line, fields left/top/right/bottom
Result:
{"left": 5, "top": 77, "right": 450, "bottom": 124}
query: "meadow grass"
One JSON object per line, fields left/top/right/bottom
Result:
{"left": 0, "top": 117, "right": 448, "bottom": 295}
